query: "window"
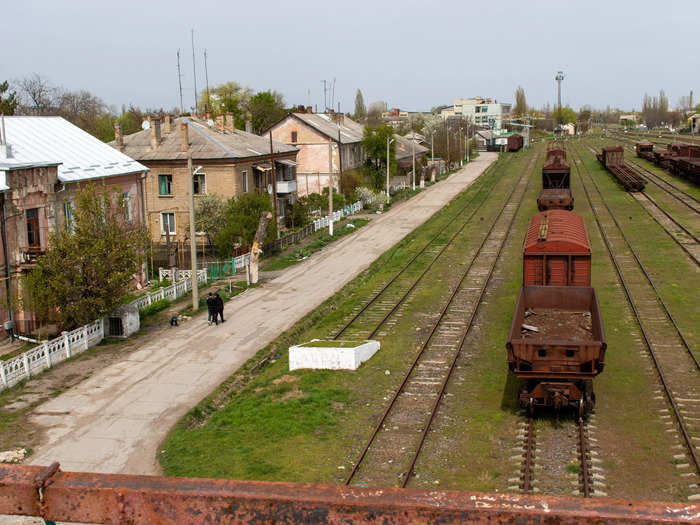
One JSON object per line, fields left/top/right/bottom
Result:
{"left": 64, "top": 201, "right": 74, "bottom": 232}
{"left": 241, "top": 170, "right": 248, "bottom": 193}
{"left": 193, "top": 173, "right": 206, "bottom": 195}
{"left": 291, "top": 130, "right": 298, "bottom": 143}
{"left": 26, "top": 208, "right": 40, "bottom": 248}
{"left": 161, "top": 212, "right": 176, "bottom": 235}
{"left": 122, "top": 192, "right": 132, "bottom": 221}
{"left": 158, "top": 174, "right": 173, "bottom": 195}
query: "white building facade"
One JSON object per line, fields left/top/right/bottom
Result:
{"left": 443, "top": 98, "right": 511, "bottom": 130}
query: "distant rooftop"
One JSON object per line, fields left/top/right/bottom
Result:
{"left": 281, "top": 113, "right": 365, "bottom": 144}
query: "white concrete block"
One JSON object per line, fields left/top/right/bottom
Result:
{"left": 289, "top": 339, "right": 380, "bottom": 370}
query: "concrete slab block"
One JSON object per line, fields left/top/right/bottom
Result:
{"left": 289, "top": 339, "right": 380, "bottom": 370}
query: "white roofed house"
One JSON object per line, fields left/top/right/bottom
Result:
{"left": 0, "top": 116, "right": 149, "bottom": 336}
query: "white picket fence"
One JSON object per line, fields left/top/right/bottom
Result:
{"left": 0, "top": 320, "right": 103, "bottom": 390}
{"left": 0, "top": 270, "right": 209, "bottom": 391}
{"left": 313, "top": 201, "right": 362, "bottom": 231}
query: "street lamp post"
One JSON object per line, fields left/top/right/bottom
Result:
{"left": 411, "top": 134, "right": 416, "bottom": 191}
{"left": 386, "top": 136, "right": 394, "bottom": 199}
{"left": 187, "top": 152, "right": 203, "bottom": 311}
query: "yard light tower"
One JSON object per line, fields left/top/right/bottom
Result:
{"left": 555, "top": 70, "right": 565, "bottom": 124}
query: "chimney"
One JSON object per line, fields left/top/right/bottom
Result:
{"left": 306, "top": 106, "right": 313, "bottom": 114}
{"left": 225, "top": 113, "right": 235, "bottom": 132}
{"left": 114, "top": 122, "right": 124, "bottom": 151}
{"left": 164, "top": 114, "right": 172, "bottom": 134}
{"left": 150, "top": 117, "right": 161, "bottom": 150}
{"left": 180, "top": 122, "right": 189, "bottom": 152}
{"left": 215, "top": 114, "right": 225, "bottom": 132}
{"left": 205, "top": 110, "right": 212, "bottom": 123}
{"left": 245, "top": 119, "right": 252, "bottom": 133}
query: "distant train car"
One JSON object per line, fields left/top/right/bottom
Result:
{"left": 635, "top": 141, "right": 655, "bottom": 162}
{"left": 523, "top": 210, "right": 591, "bottom": 287}
{"left": 597, "top": 146, "right": 646, "bottom": 191}
{"left": 506, "top": 285, "right": 606, "bottom": 414}
{"left": 538, "top": 147, "right": 573, "bottom": 211}
{"left": 507, "top": 134, "right": 523, "bottom": 152}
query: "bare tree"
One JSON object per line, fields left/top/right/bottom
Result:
{"left": 513, "top": 86, "right": 527, "bottom": 117}
{"left": 16, "top": 73, "right": 57, "bottom": 113}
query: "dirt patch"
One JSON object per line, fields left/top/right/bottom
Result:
{"left": 522, "top": 309, "right": 593, "bottom": 340}
{"left": 276, "top": 389, "right": 307, "bottom": 402}
{"left": 272, "top": 375, "right": 299, "bottom": 385}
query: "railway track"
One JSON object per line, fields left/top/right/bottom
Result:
{"left": 571, "top": 144, "right": 700, "bottom": 499}
{"left": 343, "top": 153, "right": 536, "bottom": 488}
{"left": 519, "top": 415, "right": 593, "bottom": 497}
{"left": 331, "top": 157, "right": 509, "bottom": 342}
{"left": 584, "top": 142, "right": 700, "bottom": 266}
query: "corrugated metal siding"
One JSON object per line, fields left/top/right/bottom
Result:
{"left": 3, "top": 116, "right": 147, "bottom": 182}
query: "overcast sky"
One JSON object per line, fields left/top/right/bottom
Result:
{"left": 2, "top": 0, "right": 698, "bottom": 114}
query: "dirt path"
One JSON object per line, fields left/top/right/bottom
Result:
{"left": 25, "top": 153, "right": 497, "bottom": 476}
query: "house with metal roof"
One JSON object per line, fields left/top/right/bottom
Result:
{"left": 267, "top": 111, "right": 366, "bottom": 196}
{"left": 0, "top": 116, "right": 149, "bottom": 335}
{"left": 113, "top": 114, "right": 299, "bottom": 243}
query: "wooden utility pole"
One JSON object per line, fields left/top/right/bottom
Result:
{"left": 249, "top": 211, "right": 272, "bottom": 284}
{"left": 187, "top": 152, "right": 199, "bottom": 311}
{"left": 328, "top": 140, "right": 333, "bottom": 235}
{"left": 269, "top": 132, "right": 279, "bottom": 239}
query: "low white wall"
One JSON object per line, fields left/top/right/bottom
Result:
{"left": 289, "top": 340, "right": 380, "bottom": 371}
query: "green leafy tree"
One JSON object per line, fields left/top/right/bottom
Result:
{"left": 354, "top": 89, "right": 366, "bottom": 120}
{"left": 23, "top": 185, "right": 148, "bottom": 330}
{"left": 361, "top": 124, "right": 396, "bottom": 190}
{"left": 0, "top": 81, "right": 19, "bottom": 115}
{"left": 247, "top": 90, "right": 286, "bottom": 134}
{"left": 214, "top": 193, "right": 277, "bottom": 256}
{"left": 199, "top": 81, "right": 253, "bottom": 127}
{"left": 552, "top": 106, "right": 577, "bottom": 125}
{"left": 513, "top": 86, "right": 527, "bottom": 117}
{"left": 194, "top": 193, "right": 225, "bottom": 246}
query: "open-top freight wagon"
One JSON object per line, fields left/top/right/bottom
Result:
{"left": 506, "top": 285, "right": 606, "bottom": 415}
{"left": 635, "top": 141, "right": 655, "bottom": 162}
{"left": 637, "top": 142, "right": 700, "bottom": 184}
{"left": 537, "top": 146, "right": 573, "bottom": 211}
{"left": 597, "top": 146, "right": 646, "bottom": 191}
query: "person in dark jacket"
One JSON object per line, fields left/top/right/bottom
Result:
{"left": 206, "top": 292, "right": 218, "bottom": 326}
{"left": 214, "top": 292, "right": 225, "bottom": 323}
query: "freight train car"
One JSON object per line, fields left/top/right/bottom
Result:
{"left": 506, "top": 286, "right": 606, "bottom": 415}
{"left": 597, "top": 146, "right": 646, "bottom": 191}
{"left": 507, "top": 134, "right": 523, "bottom": 152}
{"left": 635, "top": 142, "right": 655, "bottom": 162}
{"left": 667, "top": 144, "right": 700, "bottom": 184}
{"left": 538, "top": 147, "right": 573, "bottom": 210}
{"left": 523, "top": 210, "right": 591, "bottom": 287}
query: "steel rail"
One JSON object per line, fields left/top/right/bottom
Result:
{"left": 576, "top": 143, "right": 698, "bottom": 370}
{"left": 578, "top": 417, "right": 592, "bottom": 498}
{"left": 344, "top": 154, "right": 535, "bottom": 486}
{"left": 521, "top": 417, "right": 536, "bottom": 494}
{"left": 401, "top": 158, "right": 533, "bottom": 487}
{"left": 570, "top": 144, "right": 700, "bottom": 478}
{"left": 332, "top": 157, "right": 508, "bottom": 340}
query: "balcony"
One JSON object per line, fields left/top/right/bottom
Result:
{"left": 276, "top": 180, "right": 297, "bottom": 194}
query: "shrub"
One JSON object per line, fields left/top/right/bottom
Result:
{"left": 139, "top": 298, "right": 171, "bottom": 319}
{"left": 355, "top": 186, "right": 388, "bottom": 207}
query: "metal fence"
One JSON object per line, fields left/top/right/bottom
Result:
{"left": 0, "top": 270, "right": 209, "bottom": 392}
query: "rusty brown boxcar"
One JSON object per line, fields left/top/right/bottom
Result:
{"left": 506, "top": 285, "right": 606, "bottom": 414}
{"left": 523, "top": 210, "right": 591, "bottom": 287}
{"left": 507, "top": 134, "right": 523, "bottom": 152}
{"left": 538, "top": 147, "right": 573, "bottom": 211}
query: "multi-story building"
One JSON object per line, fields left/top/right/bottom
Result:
{"left": 0, "top": 116, "right": 149, "bottom": 335}
{"left": 442, "top": 98, "right": 511, "bottom": 129}
{"left": 114, "top": 115, "right": 299, "bottom": 243}
{"left": 267, "top": 110, "right": 365, "bottom": 196}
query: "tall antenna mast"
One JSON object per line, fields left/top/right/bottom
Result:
{"left": 331, "top": 78, "right": 336, "bottom": 111}
{"left": 321, "top": 80, "right": 327, "bottom": 112}
{"left": 204, "top": 49, "right": 210, "bottom": 112}
{"left": 555, "top": 70, "right": 565, "bottom": 124}
{"left": 177, "top": 49, "right": 184, "bottom": 115}
{"left": 191, "top": 29, "right": 198, "bottom": 114}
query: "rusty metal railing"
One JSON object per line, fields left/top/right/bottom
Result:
{"left": 1, "top": 463, "right": 699, "bottom": 524}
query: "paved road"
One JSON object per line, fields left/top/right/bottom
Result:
{"left": 27, "top": 153, "right": 497, "bottom": 476}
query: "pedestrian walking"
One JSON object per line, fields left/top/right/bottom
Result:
{"left": 206, "top": 292, "right": 218, "bottom": 326}
{"left": 214, "top": 291, "right": 225, "bottom": 323}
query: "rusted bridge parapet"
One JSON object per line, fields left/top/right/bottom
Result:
{"left": 1, "top": 464, "right": 699, "bottom": 524}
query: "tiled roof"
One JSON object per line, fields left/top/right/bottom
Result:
{"left": 117, "top": 117, "right": 297, "bottom": 161}
{"left": 394, "top": 133, "right": 429, "bottom": 160}
{"left": 1, "top": 116, "right": 148, "bottom": 182}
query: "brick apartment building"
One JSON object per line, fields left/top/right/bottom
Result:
{"left": 114, "top": 115, "right": 299, "bottom": 244}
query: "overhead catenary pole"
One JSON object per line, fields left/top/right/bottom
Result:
{"left": 191, "top": 29, "right": 198, "bottom": 114}
{"left": 187, "top": 152, "right": 199, "bottom": 311}
{"left": 176, "top": 50, "right": 184, "bottom": 115}
{"left": 268, "top": 132, "right": 279, "bottom": 239}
